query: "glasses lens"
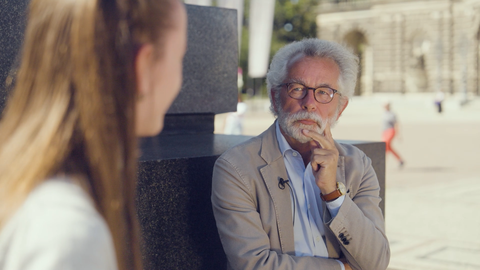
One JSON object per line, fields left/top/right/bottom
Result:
{"left": 287, "top": 83, "right": 306, "bottom": 99}
{"left": 315, "top": 87, "right": 334, "bottom": 103}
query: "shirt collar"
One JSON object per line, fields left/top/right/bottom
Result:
{"left": 275, "top": 121, "right": 294, "bottom": 156}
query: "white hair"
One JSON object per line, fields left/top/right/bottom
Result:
{"left": 266, "top": 38, "right": 359, "bottom": 116}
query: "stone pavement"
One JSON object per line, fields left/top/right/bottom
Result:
{"left": 214, "top": 93, "right": 480, "bottom": 270}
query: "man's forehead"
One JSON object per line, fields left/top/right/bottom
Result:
{"left": 285, "top": 55, "right": 340, "bottom": 84}
{"left": 286, "top": 55, "right": 338, "bottom": 73}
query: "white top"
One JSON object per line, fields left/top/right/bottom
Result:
{"left": 0, "top": 177, "right": 118, "bottom": 270}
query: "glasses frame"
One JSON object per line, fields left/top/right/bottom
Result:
{"left": 279, "top": 82, "right": 340, "bottom": 104}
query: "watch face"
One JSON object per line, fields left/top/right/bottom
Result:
{"left": 337, "top": 182, "right": 347, "bottom": 195}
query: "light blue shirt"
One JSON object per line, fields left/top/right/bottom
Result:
{"left": 275, "top": 122, "right": 345, "bottom": 270}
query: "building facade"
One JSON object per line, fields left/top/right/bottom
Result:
{"left": 316, "top": 0, "right": 480, "bottom": 96}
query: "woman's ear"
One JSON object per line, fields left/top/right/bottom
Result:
{"left": 135, "top": 44, "right": 155, "bottom": 98}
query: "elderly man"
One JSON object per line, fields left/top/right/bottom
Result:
{"left": 212, "top": 39, "right": 390, "bottom": 270}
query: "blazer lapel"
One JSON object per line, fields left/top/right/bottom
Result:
{"left": 259, "top": 123, "right": 295, "bottom": 255}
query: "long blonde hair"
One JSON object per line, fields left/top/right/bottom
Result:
{"left": 0, "top": 0, "right": 174, "bottom": 269}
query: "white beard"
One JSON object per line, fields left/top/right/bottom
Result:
{"left": 278, "top": 108, "right": 339, "bottom": 144}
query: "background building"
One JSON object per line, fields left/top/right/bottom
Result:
{"left": 317, "top": 0, "right": 480, "bottom": 96}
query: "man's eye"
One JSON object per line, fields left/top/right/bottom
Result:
{"left": 292, "top": 87, "right": 304, "bottom": 92}
{"left": 316, "top": 89, "right": 330, "bottom": 95}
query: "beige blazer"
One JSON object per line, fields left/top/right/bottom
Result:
{"left": 212, "top": 123, "right": 390, "bottom": 270}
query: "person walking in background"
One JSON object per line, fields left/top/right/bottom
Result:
{"left": 434, "top": 90, "right": 445, "bottom": 113}
{"left": 0, "top": 0, "right": 187, "bottom": 269}
{"left": 382, "top": 102, "right": 404, "bottom": 168}
{"left": 223, "top": 94, "right": 248, "bottom": 135}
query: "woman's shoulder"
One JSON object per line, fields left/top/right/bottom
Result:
{"left": 21, "top": 177, "right": 103, "bottom": 228}
{"left": 0, "top": 177, "right": 117, "bottom": 270}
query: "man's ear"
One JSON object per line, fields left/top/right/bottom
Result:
{"left": 336, "top": 97, "right": 349, "bottom": 120}
{"left": 135, "top": 44, "right": 155, "bottom": 98}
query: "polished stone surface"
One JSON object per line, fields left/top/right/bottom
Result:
{"left": 168, "top": 5, "right": 238, "bottom": 115}
{"left": 0, "top": 0, "right": 28, "bottom": 113}
{"left": 0, "top": 4, "right": 238, "bottom": 116}
{"left": 136, "top": 5, "right": 240, "bottom": 270}
{"left": 137, "top": 134, "right": 251, "bottom": 270}
{"left": 341, "top": 140, "right": 386, "bottom": 214}
{"left": 160, "top": 114, "right": 215, "bottom": 135}
{"left": 139, "top": 134, "right": 250, "bottom": 161}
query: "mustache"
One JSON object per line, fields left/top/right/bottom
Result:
{"left": 284, "top": 111, "right": 325, "bottom": 127}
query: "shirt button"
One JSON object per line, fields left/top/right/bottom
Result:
{"left": 316, "top": 236, "right": 321, "bottom": 242}
{"left": 292, "top": 152, "right": 298, "bottom": 157}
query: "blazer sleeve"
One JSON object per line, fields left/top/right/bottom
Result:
{"left": 212, "top": 156, "right": 343, "bottom": 270}
{"left": 325, "top": 152, "right": 390, "bottom": 270}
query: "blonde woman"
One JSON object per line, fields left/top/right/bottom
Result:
{"left": 0, "top": 0, "right": 187, "bottom": 269}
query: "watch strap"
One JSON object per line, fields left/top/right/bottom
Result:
{"left": 320, "top": 189, "right": 342, "bottom": 202}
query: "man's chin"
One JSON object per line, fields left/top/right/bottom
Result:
{"left": 292, "top": 135, "right": 312, "bottom": 144}
{"left": 295, "top": 122, "right": 323, "bottom": 134}
{"left": 285, "top": 125, "right": 316, "bottom": 144}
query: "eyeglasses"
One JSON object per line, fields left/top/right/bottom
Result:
{"left": 279, "top": 82, "right": 340, "bottom": 104}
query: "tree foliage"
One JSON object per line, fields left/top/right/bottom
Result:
{"left": 271, "top": 0, "right": 319, "bottom": 58}
{"left": 239, "top": 0, "right": 319, "bottom": 96}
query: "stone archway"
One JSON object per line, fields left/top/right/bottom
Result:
{"left": 343, "top": 30, "right": 372, "bottom": 95}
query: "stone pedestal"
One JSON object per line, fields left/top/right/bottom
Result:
{"left": 136, "top": 5, "right": 240, "bottom": 270}
{"left": 0, "top": 0, "right": 28, "bottom": 113}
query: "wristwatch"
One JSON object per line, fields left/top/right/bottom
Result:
{"left": 320, "top": 182, "right": 346, "bottom": 202}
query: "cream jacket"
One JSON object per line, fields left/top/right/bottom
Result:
{"left": 212, "top": 123, "right": 390, "bottom": 270}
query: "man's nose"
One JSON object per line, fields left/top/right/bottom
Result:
{"left": 301, "top": 89, "right": 317, "bottom": 111}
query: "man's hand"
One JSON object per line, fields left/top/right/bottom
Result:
{"left": 302, "top": 123, "right": 339, "bottom": 195}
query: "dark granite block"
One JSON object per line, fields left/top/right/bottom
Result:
{"left": 137, "top": 156, "right": 225, "bottom": 270}
{"left": 0, "top": 4, "right": 238, "bottom": 116}
{"left": 139, "top": 134, "right": 250, "bottom": 161}
{"left": 137, "top": 134, "right": 251, "bottom": 270}
{"left": 341, "top": 140, "right": 386, "bottom": 216}
{"left": 168, "top": 5, "right": 238, "bottom": 115}
{"left": 0, "top": 0, "right": 28, "bottom": 113}
{"left": 160, "top": 114, "right": 215, "bottom": 135}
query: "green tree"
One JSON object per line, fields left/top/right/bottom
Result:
{"left": 239, "top": 0, "right": 319, "bottom": 97}
{"left": 271, "top": 0, "right": 319, "bottom": 58}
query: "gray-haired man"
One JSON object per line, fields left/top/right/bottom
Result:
{"left": 212, "top": 39, "right": 390, "bottom": 270}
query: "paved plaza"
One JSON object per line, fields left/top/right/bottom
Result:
{"left": 214, "top": 93, "right": 480, "bottom": 270}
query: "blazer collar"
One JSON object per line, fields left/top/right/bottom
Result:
{"left": 258, "top": 122, "right": 296, "bottom": 254}
{"left": 259, "top": 122, "right": 283, "bottom": 164}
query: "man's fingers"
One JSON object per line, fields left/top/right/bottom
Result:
{"left": 302, "top": 128, "right": 333, "bottom": 150}
{"left": 324, "top": 122, "right": 334, "bottom": 142}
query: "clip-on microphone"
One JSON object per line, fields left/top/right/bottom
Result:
{"left": 278, "top": 177, "right": 289, "bottom": 190}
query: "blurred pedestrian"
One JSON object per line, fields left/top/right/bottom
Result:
{"left": 382, "top": 102, "right": 404, "bottom": 168}
{"left": 434, "top": 90, "right": 444, "bottom": 113}
{"left": 224, "top": 94, "right": 248, "bottom": 135}
{"left": 0, "top": 0, "right": 187, "bottom": 270}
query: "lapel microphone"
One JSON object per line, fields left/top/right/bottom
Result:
{"left": 278, "top": 177, "right": 289, "bottom": 190}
